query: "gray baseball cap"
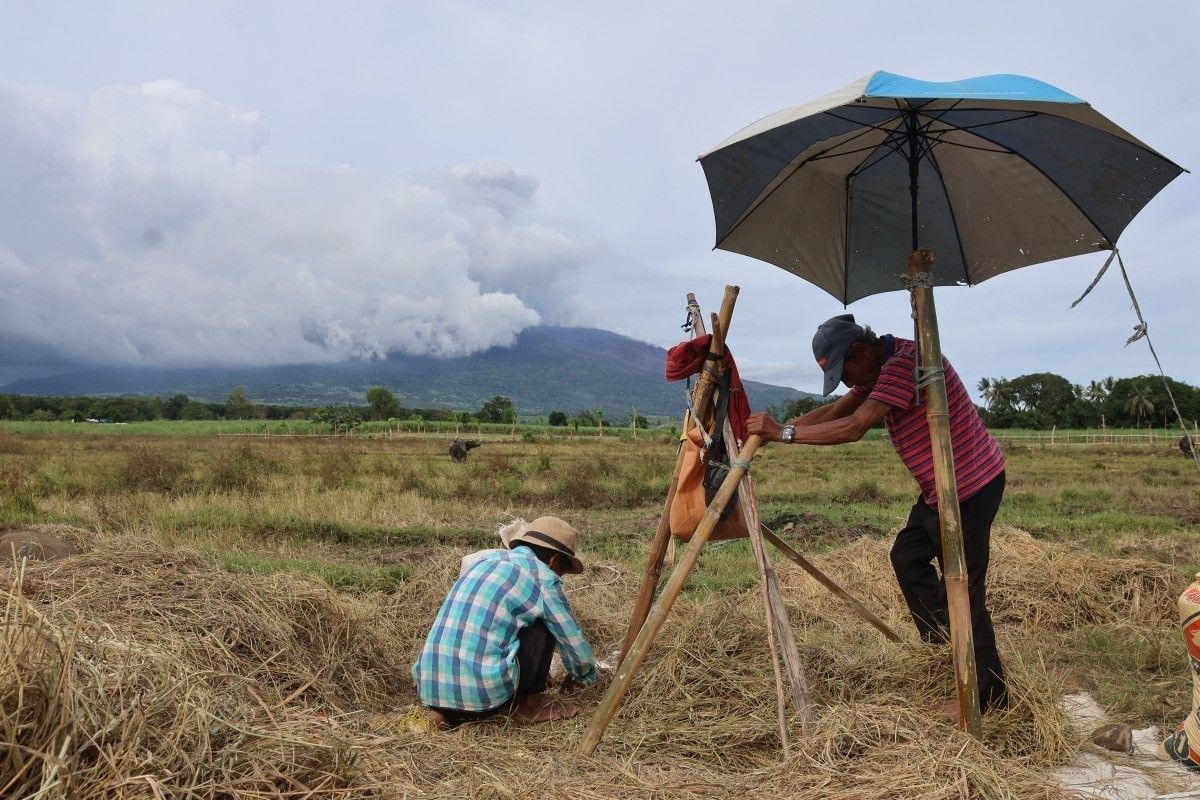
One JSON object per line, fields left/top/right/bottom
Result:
{"left": 812, "top": 314, "right": 864, "bottom": 395}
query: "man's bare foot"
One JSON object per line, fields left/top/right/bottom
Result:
{"left": 419, "top": 707, "right": 450, "bottom": 731}
{"left": 512, "top": 693, "right": 578, "bottom": 724}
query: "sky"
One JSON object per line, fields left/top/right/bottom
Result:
{"left": 0, "top": 0, "right": 1196, "bottom": 398}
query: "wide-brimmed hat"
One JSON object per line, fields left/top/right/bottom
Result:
{"left": 507, "top": 516, "right": 584, "bottom": 574}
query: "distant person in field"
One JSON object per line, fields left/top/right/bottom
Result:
{"left": 412, "top": 516, "right": 598, "bottom": 727}
{"left": 747, "top": 313, "right": 1008, "bottom": 712}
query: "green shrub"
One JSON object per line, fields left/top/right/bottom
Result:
{"left": 206, "top": 445, "right": 273, "bottom": 493}
{"left": 117, "top": 447, "right": 186, "bottom": 493}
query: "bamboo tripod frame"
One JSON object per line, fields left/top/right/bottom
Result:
{"left": 581, "top": 287, "right": 902, "bottom": 756}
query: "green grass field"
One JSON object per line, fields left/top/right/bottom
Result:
{"left": 3, "top": 421, "right": 1200, "bottom": 797}
{"left": 2, "top": 421, "right": 1198, "bottom": 723}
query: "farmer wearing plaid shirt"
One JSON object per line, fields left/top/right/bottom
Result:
{"left": 747, "top": 314, "right": 1008, "bottom": 714}
{"left": 413, "top": 516, "right": 597, "bottom": 727}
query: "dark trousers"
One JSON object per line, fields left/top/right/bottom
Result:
{"left": 889, "top": 471, "right": 1007, "bottom": 710}
{"left": 432, "top": 619, "right": 557, "bottom": 726}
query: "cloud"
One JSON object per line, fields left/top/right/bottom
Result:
{"left": 0, "top": 81, "right": 591, "bottom": 368}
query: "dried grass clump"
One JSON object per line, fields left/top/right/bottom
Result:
{"left": 1, "top": 537, "right": 409, "bottom": 798}
{"left": 987, "top": 528, "right": 1184, "bottom": 629}
{"left": 778, "top": 526, "right": 1185, "bottom": 633}
{"left": 1, "top": 525, "right": 1172, "bottom": 798}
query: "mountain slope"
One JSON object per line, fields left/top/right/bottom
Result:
{"left": 1, "top": 327, "right": 812, "bottom": 417}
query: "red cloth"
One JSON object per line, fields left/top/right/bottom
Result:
{"left": 664, "top": 334, "right": 751, "bottom": 441}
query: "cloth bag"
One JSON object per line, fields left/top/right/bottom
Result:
{"left": 668, "top": 423, "right": 750, "bottom": 542}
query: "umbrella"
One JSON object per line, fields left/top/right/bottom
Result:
{"left": 700, "top": 71, "right": 1183, "bottom": 304}
{"left": 698, "top": 71, "right": 1184, "bottom": 736}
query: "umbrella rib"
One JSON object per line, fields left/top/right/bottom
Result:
{"left": 821, "top": 109, "right": 904, "bottom": 137}
{"left": 846, "top": 130, "right": 908, "bottom": 179}
{"left": 923, "top": 146, "right": 971, "bottom": 285}
{"left": 923, "top": 136, "right": 1012, "bottom": 155}
{"left": 945, "top": 124, "right": 1113, "bottom": 245}
{"left": 714, "top": 114, "right": 903, "bottom": 250}
{"left": 809, "top": 140, "right": 899, "bottom": 162}
{"left": 915, "top": 105, "right": 1185, "bottom": 174}
{"left": 922, "top": 110, "right": 1041, "bottom": 135}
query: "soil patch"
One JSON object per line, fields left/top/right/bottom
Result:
{"left": 764, "top": 511, "right": 883, "bottom": 546}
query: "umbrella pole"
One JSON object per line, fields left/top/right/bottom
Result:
{"left": 907, "top": 248, "right": 982, "bottom": 738}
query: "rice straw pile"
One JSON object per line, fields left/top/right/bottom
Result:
{"left": 1, "top": 525, "right": 1185, "bottom": 798}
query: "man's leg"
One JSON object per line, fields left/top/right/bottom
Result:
{"left": 426, "top": 701, "right": 508, "bottom": 728}
{"left": 890, "top": 499, "right": 949, "bottom": 642}
{"left": 957, "top": 472, "right": 1007, "bottom": 710}
{"left": 515, "top": 619, "right": 556, "bottom": 695}
{"left": 511, "top": 620, "right": 577, "bottom": 724}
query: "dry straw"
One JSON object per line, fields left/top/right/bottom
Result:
{"left": 0, "top": 525, "right": 1184, "bottom": 798}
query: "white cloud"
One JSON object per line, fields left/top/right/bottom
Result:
{"left": 0, "top": 82, "right": 592, "bottom": 368}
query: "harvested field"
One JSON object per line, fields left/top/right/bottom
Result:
{"left": 1, "top": 430, "right": 1198, "bottom": 798}
{"left": 0, "top": 521, "right": 1187, "bottom": 799}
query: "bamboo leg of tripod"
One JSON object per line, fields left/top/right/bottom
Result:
{"left": 618, "top": 286, "right": 738, "bottom": 665}
{"left": 579, "top": 435, "right": 763, "bottom": 756}
{"left": 761, "top": 527, "right": 902, "bottom": 643}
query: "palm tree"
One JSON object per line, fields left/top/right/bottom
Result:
{"left": 1125, "top": 384, "right": 1155, "bottom": 428}
{"left": 977, "top": 377, "right": 993, "bottom": 408}
{"left": 990, "top": 377, "right": 1014, "bottom": 411}
{"left": 1084, "top": 380, "right": 1107, "bottom": 405}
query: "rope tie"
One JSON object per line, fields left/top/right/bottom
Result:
{"left": 682, "top": 389, "right": 714, "bottom": 448}
{"left": 681, "top": 298, "right": 700, "bottom": 412}
{"left": 903, "top": 271, "right": 936, "bottom": 404}
{"left": 915, "top": 364, "right": 945, "bottom": 391}
{"left": 901, "top": 271, "right": 935, "bottom": 289}
{"left": 1070, "top": 248, "right": 1199, "bottom": 471}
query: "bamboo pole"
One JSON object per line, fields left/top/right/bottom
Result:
{"left": 724, "top": 412, "right": 813, "bottom": 742}
{"left": 617, "top": 287, "right": 738, "bottom": 664}
{"left": 761, "top": 526, "right": 901, "bottom": 643}
{"left": 665, "top": 298, "right": 710, "bottom": 570}
{"left": 908, "top": 248, "right": 982, "bottom": 738}
{"left": 579, "top": 434, "right": 764, "bottom": 756}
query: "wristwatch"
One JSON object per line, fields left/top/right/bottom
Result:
{"left": 780, "top": 424, "right": 795, "bottom": 444}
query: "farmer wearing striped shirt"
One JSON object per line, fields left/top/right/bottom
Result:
{"left": 412, "top": 516, "right": 598, "bottom": 727}
{"left": 747, "top": 314, "right": 1008, "bottom": 712}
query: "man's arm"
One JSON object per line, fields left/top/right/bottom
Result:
{"left": 748, "top": 398, "right": 890, "bottom": 446}
{"left": 540, "top": 580, "right": 598, "bottom": 684}
{"left": 787, "top": 391, "right": 865, "bottom": 426}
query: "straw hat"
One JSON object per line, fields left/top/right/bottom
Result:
{"left": 507, "top": 516, "right": 584, "bottom": 574}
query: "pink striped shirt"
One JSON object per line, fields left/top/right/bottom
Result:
{"left": 850, "top": 336, "right": 1004, "bottom": 507}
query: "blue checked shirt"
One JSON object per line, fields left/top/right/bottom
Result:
{"left": 412, "top": 547, "right": 597, "bottom": 711}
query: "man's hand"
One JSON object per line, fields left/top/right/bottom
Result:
{"left": 746, "top": 412, "right": 784, "bottom": 443}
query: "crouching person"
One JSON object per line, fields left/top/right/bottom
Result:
{"left": 412, "top": 516, "right": 598, "bottom": 727}
{"left": 1163, "top": 574, "right": 1200, "bottom": 769}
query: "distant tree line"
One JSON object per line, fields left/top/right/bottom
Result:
{"left": 777, "top": 373, "right": 1200, "bottom": 430}
{"left": 0, "top": 388, "right": 301, "bottom": 423}
{"left": 0, "top": 386, "right": 660, "bottom": 428}
{"left": 976, "top": 373, "right": 1199, "bottom": 429}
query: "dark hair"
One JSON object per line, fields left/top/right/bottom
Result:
{"left": 852, "top": 325, "right": 879, "bottom": 348}
{"left": 512, "top": 541, "right": 560, "bottom": 565}
{"left": 844, "top": 326, "right": 883, "bottom": 362}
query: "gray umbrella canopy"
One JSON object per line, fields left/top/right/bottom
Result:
{"left": 699, "top": 71, "right": 1184, "bottom": 304}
